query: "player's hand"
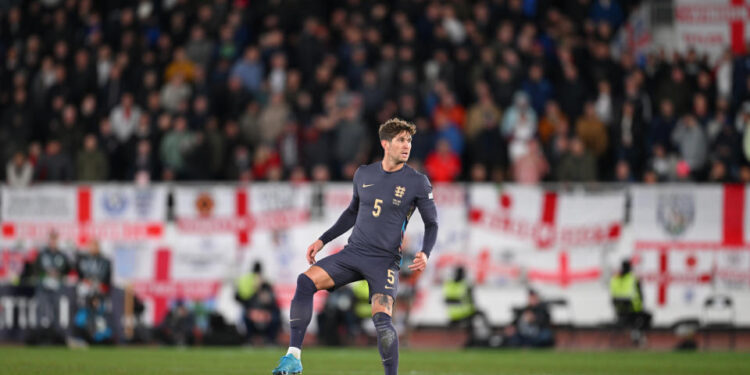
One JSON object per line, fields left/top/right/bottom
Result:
{"left": 306, "top": 239, "right": 324, "bottom": 264}
{"left": 408, "top": 251, "right": 428, "bottom": 271}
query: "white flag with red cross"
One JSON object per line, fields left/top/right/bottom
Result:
{"left": 468, "top": 185, "right": 624, "bottom": 252}
{"left": 636, "top": 247, "right": 715, "bottom": 306}
{"left": 675, "top": 0, "right": 750, "bottom": 59}
{"left": 525, "top": 250, "right": 602, "bottom": 288}
{"left": 1, "top": 185, "right": 166, "bottom": 246}
{"left": 631, "top": 185, "right": 750, "bottom": 247}
{"left": 174, "top": 184, "right": 313, "bottom": 247}
{"left": 466, "top": 185, "right": 624, "bottom": 286}
{"left": 174, "top": 186, "right": 253, "bottom": 245}
{"left": 127, "top": 234, "right": 235, "bottom": 324}
{"left": 631, "top": 185, "right": 750, "bottom": 307}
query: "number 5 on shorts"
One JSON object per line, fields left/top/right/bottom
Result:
{"left": 387, "top": 269, "right": 395, "bottom": 285}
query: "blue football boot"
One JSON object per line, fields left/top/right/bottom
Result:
{"left": 271, "top": 354, "right": 303, "bottom": 375}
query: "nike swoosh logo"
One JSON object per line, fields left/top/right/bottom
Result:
{"left": 362, "top": 184, "right": 374, "bottom": 188}
{"left": 384, "top": 285, "right": 395, "bottom": 290}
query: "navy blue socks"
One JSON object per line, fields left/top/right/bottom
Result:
{"left": 289, "top": 274, "right": 317, "bottom": 349}
{"left": 373, "top": 312, "right": 399, "bottom": 375}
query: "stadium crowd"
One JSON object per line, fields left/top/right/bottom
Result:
{"left": 2, "top": 0, "right": 750, "bottom": 184}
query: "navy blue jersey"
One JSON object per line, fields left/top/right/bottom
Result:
{"left": 320, "top": 162, "right": 438, "bottom": 257}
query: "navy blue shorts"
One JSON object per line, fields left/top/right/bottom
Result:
{"left": 314, "top": 246, "right": 401, "bottom": 302}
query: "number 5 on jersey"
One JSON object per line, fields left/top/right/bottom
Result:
{"left": 373, "top": 198, "right": 383, "bottom": 217}
{"left": 387, "top": 269, "right": 395, "bottom": 285}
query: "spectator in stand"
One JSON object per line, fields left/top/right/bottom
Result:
{"left": 433, "top": 111, "right": 464, "bottom": 156}
{"left": 6, "top": 151, "right": 34, "bottom": 187}
{"left": 502, "top": 92, "right": 538, "bottom": 162}
{"left": 672, "top": 115, "right": 708, "bottom": 180}
{"left": 185, "top": 26, "right": 214, "bottom": 69}
{"left": 708, "top": 160, "right": 731, "bottom": 183}
{"left": 656, "top": 67, "right": 692, "bottom": 117}
{"left": 647, "top": 144, "right": 678, "bottom": 182}
{"left": 1, "top": 88, "right": 33, "bottom": 162}
{"left": 594, "top": 80, "right": 615, "bottom": 126}
{"left": 537, "top": 101, "right": 567, "bottom": 147}
{"left": 1, "top": 0, "right": 748, "bottom": 184}
{"left": 410, "top": 117, "right": 436, "bottom": 165}
{"left": 615, "top": 160, "right": 635, "bottom": 183}
{"left": 53, "top": 104, "right": 84, "bottom": 156}
{"left": 165, "top": 47, "right": 197, "bottom": 83}
{"left": 76, "top": 134, "right": 109, "bottom": 181}
{"left": 130, "top": 140, "right": 160, "bottom": 183}
{"left": 231, "top": 46, "right": 264, "bottom": 94}
{"left": 36, "top": 140, "right": 74, "bottom": 182}
{"left": 432, "top": 91, "right": 466, "bottom": 129}
{"left": 467, "top": 111, "right": 506, "bottom": 181}
{"left": 335, "top": 106, "right": 369, "bottom": 173}
{"left": 259, "top": 93, "right": 291, "bottom": 146}
{"left": 160, "top": 73, "right": 192, "bottom": 114}
{"left": 612, "top": 101, "right": 646, "bottom": 179}
{"left": 469, "top": 163, "right": 488, "bottom": 182}
{"left": 160, "top": 116, "right": 193, "bottom": 179}
{"left": 576, "top": 101, "right": 609, "bottom": 159}
{"left": 557, "top": 65, "right": 588, "bottom": 121}
{"left": 558, "top": 137, "right": 597, "bottom": 182}
{"left": 692, "top": 93, "right": 712, "bottom": 127}
{"left": 465, "top": 82, "right": 502, "bottom": 142}
{"left": 522, "top": 64, "right": 553, "bottom": 116}
{"left": 252, "top": 144, "right": 282, "bottom": 181}
{"left": 109, "top": 92, "right": 142, "bottom": 144}
{"left": 492, "top": 64, "right": 517, "bottom": 110}
{"left": 513, "top": 139, "right": 549, "bottom": 184}
{"left": 424, "top": 138, "right": 461, "bottom": 182}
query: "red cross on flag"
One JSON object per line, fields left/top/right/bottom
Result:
{"left": 174, "top": 186, "right": 254, "bottom": 246}
{"left": 526, "top": 251, "right": 602, "bottom": 288}
{"left": 174, "top": 184, "right": 313, "bottom": 248}
{"left": 636, "top": 248, "right": 714, "bottom": 306}
{"left": 468, "top": 185, "right": 624, "bottom": 252}
{"left": 130, "top": 234, "right": 235, "bottom": 324}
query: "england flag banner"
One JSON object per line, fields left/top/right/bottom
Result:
{"left": 174, "top": 184, "right": 313, "bottom": 248}
{"left": 1, "top": 185, "right": 166, "bottom": 245}
{"left": 466, "top": 185, "right": 625, "bottom": 287}
{"left": 125, "top": 234, "right": 236, "bottom": 324}
{"left": 631, "top": 185, "right": 750, "bottom": 325}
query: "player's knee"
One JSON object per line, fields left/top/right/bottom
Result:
{"left": 295, "top": 273, "right": 317, "bottom": 295}
{"left": 303, "top": 266, "right": 335, "bottom": 290}
{"left": 371, "top": 293, "right": 394, "bottom": 315}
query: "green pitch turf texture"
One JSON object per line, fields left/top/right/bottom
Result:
{"left": 0, "top": 347, "right": 748, "bottom": 375}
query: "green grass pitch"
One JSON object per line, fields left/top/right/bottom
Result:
{"left": 0, "top": 347, "right": 748, "bottom": 375}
